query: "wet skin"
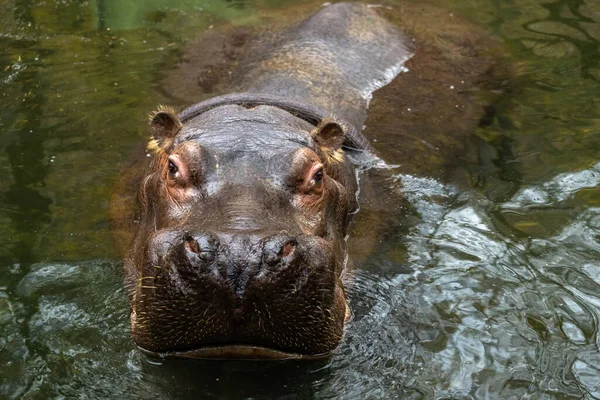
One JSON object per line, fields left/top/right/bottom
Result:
{"left": 124, "top": 3, "right": 412, "bottom": 359}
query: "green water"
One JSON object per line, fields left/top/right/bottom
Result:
{"left": 1, "top": 0, "right": 599, "bottom": 398}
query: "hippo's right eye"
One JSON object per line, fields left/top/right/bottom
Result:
{"left": 168, "top": 160, "right": 178, "bottom": 176}
{"left": 165, "top": 153, "right": 193, "bottom": 191}
{"left": 167, "top": 155, "right": 183, "bottom": 180}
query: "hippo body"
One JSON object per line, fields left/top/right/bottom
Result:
{"left": 125, "top": 2, "right": 413, "bottom": 359}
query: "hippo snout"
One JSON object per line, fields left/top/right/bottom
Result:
{"left": 148, "top": 230, "right": 304, "bottom": 295}
{"left": 131, "top": 228, "right": 346, "bottom": 358}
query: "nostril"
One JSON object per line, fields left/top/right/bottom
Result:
{"left": 186, "top": 239, "right": 201, "bottom": 254}
{"left": 184, "top": 234, "right": 219, "bottom": 263}
{"left": 281, "top": 241, "right": 296, "bottom": 258}
{"left": 263, "top": 236, "right": 297, "bottom": 267}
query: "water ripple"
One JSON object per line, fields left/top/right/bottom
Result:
{"left": 393, "top": 162, "right": 600, "bottom": 398}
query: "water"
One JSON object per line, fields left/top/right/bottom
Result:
{"left": 1, "top": 0, "right": 599, "bottom": 398}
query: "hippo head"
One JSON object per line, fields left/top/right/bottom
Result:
{"left": 125, "top": 103, "right": 358, "bottom": 359}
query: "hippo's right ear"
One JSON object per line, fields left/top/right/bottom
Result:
{"left": 147, "top": 106, "right": 182, "bottom": 152}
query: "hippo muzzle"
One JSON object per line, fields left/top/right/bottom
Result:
{"left": 131, "top": 229, "right": 347, "bottom": 358}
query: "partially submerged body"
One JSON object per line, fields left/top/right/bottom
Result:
{"left": 111, "top": 1, "right": 510, "bottom": 359}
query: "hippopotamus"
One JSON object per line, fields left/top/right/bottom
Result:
{"left": 120, "top": 1, "right": 499, "bottom": 359}
{"left": 122, "top": 2, "right": 413, "bottom": 359}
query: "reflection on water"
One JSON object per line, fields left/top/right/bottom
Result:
{"left": 1, "top": 0, "right": 600, "bottom": 398}
{"left": 398, "top": 166, "right": 600, "bottom": 398}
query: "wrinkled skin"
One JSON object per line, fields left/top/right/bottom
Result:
{"left": 125, "top": 2, "right": 413, "bottom": 359}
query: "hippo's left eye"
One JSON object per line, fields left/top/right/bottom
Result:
{"left": 291, "top": 150, "right": 325, "bottom": 197}
{"left": 311, "top": 167, "right": 324, "bottom": 186}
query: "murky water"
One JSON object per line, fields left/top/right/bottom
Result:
{"left": 1, "top": 0, "right": 599, "bottom": 398}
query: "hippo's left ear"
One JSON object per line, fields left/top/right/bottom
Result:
{"left": 148, "top": 106, "right": 182, "bottom": 151}
{"left": 311, "top": 118, "right": 346, "bottom": 152}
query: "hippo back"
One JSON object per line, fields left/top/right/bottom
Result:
{"left": 232, "top": 2, "right": 413, "bottom": 131}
